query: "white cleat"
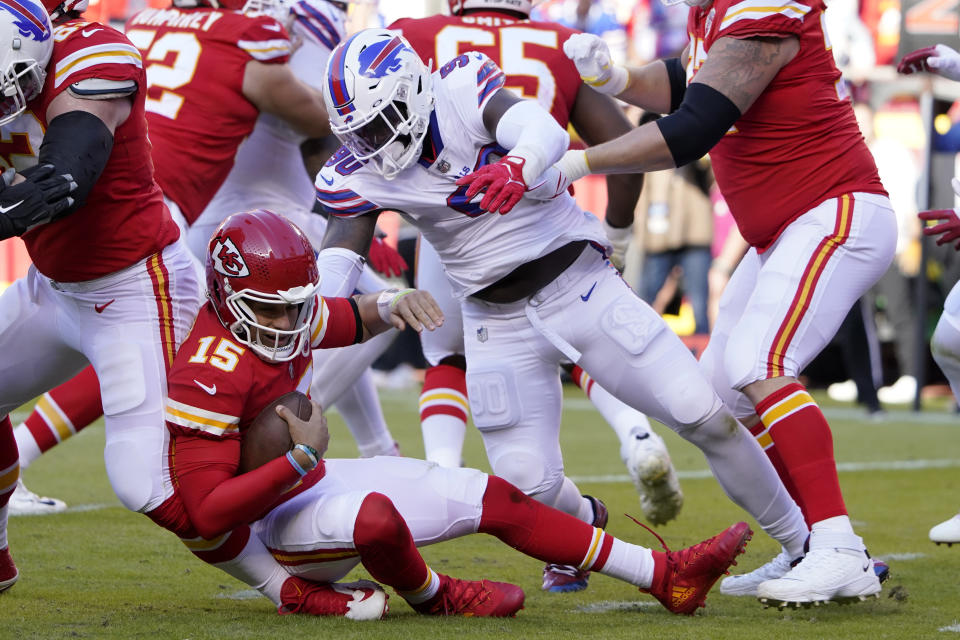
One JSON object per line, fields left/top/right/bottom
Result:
{"left": 720, "top": 547, "right": 796, "bottom": 597}
{"left": 756, "top": 531, "right": 881, "bottom": 608}
{"left": 621, "top": 428, "right": 683, "bottom": 525}
{"left": 826, "top": 379, "right": 858, "bottom": 403}
{"left": 8, "top": 479, "right": 67, "bottom": 516}
{"left": 877, "top": 375, "right": 917, "bottom": 405}
{"left": 930, "top": 513, "right": 960, "bottom": 546}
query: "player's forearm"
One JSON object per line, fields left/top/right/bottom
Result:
{"left": 616, "top": 61, "right": 675, "bottom": 115}
{"left": 604, "top": 173, "right": 643, "bottom": 228}
{"left": 584, "top": 123, "right": 676, "bottom": 175}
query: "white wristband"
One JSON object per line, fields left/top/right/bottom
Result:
{"left": 586, "top": 65, "right": 628, "bottom": 96}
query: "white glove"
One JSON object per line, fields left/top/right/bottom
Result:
{"left": 526, "top": 150, "right": 591, "bottom": 201}
{"left": 602, "top": 219, "right": 633, "bottom": 270}
{"left": 928, "top": 44, "right": 960, "bottom": 81}
{"left": 563, "top": 33, "right": 628, "bottom": 95}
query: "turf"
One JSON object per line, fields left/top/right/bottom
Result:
{"left": 2, "top": 388, "right": 959, "bottom": 639}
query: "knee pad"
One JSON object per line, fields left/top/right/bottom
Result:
{"left": 354, "top": 492, "right": 406, "bottom": 547}
{"left": 488, "top": 449, "right": 562, "bottom": 504}
{"left": 673, "top": 402, "right": 740, "bottom": 447}
{"left": 104, "top": 437, "right": 158, "bottom": 512}
{"left": 932, "top": 316, "right": 960, "bottom": 369}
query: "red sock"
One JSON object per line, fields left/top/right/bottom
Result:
{"left": 747, "top": 421, "right": 810, "bottom": 526}
{"left": 569, "top": 365, "right": 595, "bottom": 397}
{"left": 20, "top": 366, "right": 103, "bottom": 453}
{"left": 353, "top": 492, "right": 430, "bottom": 592}
{"left": 0, "top": 416, "right": 17, "bottom": 508}
{"left": 755, "top": 383, "right": 846, "bottom": 523}
{"left": 478, "top": 476, "right": 613, "bottom": 571}
{"left": 419, "top": 364, "right": 469, "bottom": 424}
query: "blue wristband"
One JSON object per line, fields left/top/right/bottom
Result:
{"left": 286, "top": 450, "right": 308, "bottom": 477}
{"left": 294, "top": 443, "right": 320, "bottom": 468}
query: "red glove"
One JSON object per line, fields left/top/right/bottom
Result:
{"left": 919, "top": 208, "right": 960, "bottom": 250}
{"left": 367, "top": 236, "right": 408, "bottom": 277}
{"left": 455, "top": 155, "right": 528, "bottom": 215}
{"left": 897, "top": 46, "right": 937, "bottom": 74}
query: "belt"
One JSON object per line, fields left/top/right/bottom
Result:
{"left": 472, "top": 240, "right": 588, "bottom": 304}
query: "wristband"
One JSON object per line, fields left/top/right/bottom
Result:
{"left": 285, "top": 450, "right": 309, "bottom": 477}
{"left": 376, "top": 288, "right": 414, "bottom": 324}
{"left": 294, "top": 443, "right": 320, "bottom": 468}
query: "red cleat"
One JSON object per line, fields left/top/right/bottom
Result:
{"left": 412, "top": 573, "right": 525, "bottom": 617}
{"left": 0, "top": 546, "right": 18, "bottom": 594}
{"left": 278, "top": 576, "right": 388, "bottom": 620}
{"left": 642, "top": 521, "right": 753, "bottom": 615}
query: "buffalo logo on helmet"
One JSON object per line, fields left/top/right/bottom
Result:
{"left": 211, "top": 237, "right": 250, "bottom": 278}
{"left": 0, "top": 0, "right": 51, "bottom": 41}
{"left": 357, "top": 35, "right": 407, "bottom": 79}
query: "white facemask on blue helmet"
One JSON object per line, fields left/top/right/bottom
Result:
{"left": 0, "top": 0, "right": 53, "bottom": 125}
{"left": 323, "top": 29, "right": 434, "bottom": 180}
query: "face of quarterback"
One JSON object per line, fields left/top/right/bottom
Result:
{"left": 244, "top": 299, "right": 301, "bottom": 351}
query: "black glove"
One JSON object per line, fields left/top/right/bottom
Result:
{"left": 0, "top": 164, "right": 77, "bottom": 240}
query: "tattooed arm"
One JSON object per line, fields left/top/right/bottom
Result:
{"left": 575, "top": 36, "right": 798, "bottom": 175}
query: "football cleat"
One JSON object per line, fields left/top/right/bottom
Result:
{"left": 0, "top": 546, "right": 18, "bottom": 593}
{"left": 542, "top": 495, "right": 608, "bottom": 593}
{"left": 278, "top": 576, "right": 388, "bottom": 620}
{"left": 622, "top": 428, "right": 683, "bottom": 525}
{"left": 641, "top": 521, "right": 753, "bottom": 615}
{"left": 411, "top": 573, "right": 525, "bottom": 617}
{"left": 930, "top": 513, "right": 960, "bottom": 546}
{"left": 9, "top": 479, "right": 67, "bottom": 516}
{"left": 756, "top": 531, "right": 881, "bottom": 608}
{"left": 720, "top": 547, "right": 798, "bottom": 597}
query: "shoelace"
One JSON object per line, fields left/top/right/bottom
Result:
{"left": 433, "top": 580, "right": 490, "bottom": 615}
{"left": 544, "top": 564, "right": 584, "bottom": 577}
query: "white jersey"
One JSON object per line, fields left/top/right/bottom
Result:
{"left": 315, "top": 52, "right": 608, "bottom": 299}
{"left": 201, "top": 0, "right": 345, "bottom": 222}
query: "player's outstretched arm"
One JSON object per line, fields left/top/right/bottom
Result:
{"left": 556, "top": 35, "right": 797, "bottom": 181}
{"left": 315, "top": 212, "right": 378, "bottom": 297}
{"left": 355, "top": 289, "right": 443, "bottom": 336}
{"left": 243, "top": 60, "right": 330, "bottom": 138}
{"left": 898, "top": 44, "right": 960, "bottom": 81}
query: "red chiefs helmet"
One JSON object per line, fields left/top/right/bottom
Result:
{"left": 206, "top": 209, "right": 320, "bottom": 363}
{"left": 42, "top": 0, "right": 87, "bottom": 23}
{"left": 448, "top": 0, "right": 533, "bottom": 16}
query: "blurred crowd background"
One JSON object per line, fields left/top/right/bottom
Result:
{"left": 3, "top": 0, "right": 960, "bottom": 413}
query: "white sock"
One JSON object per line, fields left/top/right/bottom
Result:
{"left": 212, "top": 531, "right": 288, "bottom": 605}
{"left": 575, "top": 369, "right": 654, "bottom": 452}
{"left": 595, "top": 537, "right": 655, "bottom": 588}
{"left": 420, "top": 414, "right": 465, "bottom": 468}
{"left": 811, "top": 515, "right": 855, "bottom": 537}
{"left": 13, "top": 423, "right": 42, "bottom": 470}
{"left": 399, "top": 568, "right": 441, "bottom": 604}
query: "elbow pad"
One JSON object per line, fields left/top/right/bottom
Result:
{"left": 655, "top": 82, "right": 741, "bottom": 167}
{"left": 38, "top": 110, "right": 114, "bottom": 210}
{"left": 495, "top": 99, "right": 570, "bottom": 184}
{"left": 316, "top": 247, "right": 365, "bottom": 297}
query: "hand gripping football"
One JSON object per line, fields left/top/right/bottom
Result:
{"left": 238, "top": 391, "right": 312, "bottom": 474}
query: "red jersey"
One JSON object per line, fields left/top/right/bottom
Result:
{"left": 391, "top": 12, "right": 582, "bottom": 127}
{"left": 153, "top": 297, "right": 359, "bottom": 540}
{"left": 686, "top": 0, "right": 886, "bottom": 250}
{"left": 8, "top": 20, "right": 180, "bottom": 282}
{"left": 125, "top": 7, "right": 291, "bottom": 223}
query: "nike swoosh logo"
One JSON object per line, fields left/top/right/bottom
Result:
{"left": 319, "top": 174, "right": 334, "bottom": 186}
{"left": 580, "top": 282, "right": 597, "bottom": 302}
{"left": 0, "top": 200, "right": 24, "bottom": 213}
{"left": 82, "top": 28, "right": 102, "bottom": 37}
{"left": 862, "top": 562, "right": 871, "bottom": 572}
{"left": 194, "top": 380, "right": 217, "bottom": 395}
{"left": 94, "top": 299, "right": 116, "bottom": 313}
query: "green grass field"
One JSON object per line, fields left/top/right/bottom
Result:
{"left": 2, "top": 387, "right": 959, "bottom": 639}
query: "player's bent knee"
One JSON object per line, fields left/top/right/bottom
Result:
{"left": 489, "top": 450, "right": 556, "bottom": 499}
{"left": 932, "top": 318, "right": 960, "bottom": 369}
{"left": 674, "top": 403, "right": 740, "bottom": 448}
{"left": 104, "top": 441, "right": 156, "bottom": 512}
{"left": 353, "top": 492, "right": 407, "bottom": 546}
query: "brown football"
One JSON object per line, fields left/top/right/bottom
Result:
{"left": 238, "top": 391, "right": 312, "bottom": 474}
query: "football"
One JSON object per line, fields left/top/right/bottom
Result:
{"left": 238, "top": 391, "right": 313, "bottom": 474}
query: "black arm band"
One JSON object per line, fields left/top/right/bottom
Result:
{"left": 37, "top": 110, "right": 114, "bottom": 210}
{"left": 348, "top": 296, "right": 363, "bottom": 344}
{"left": 655, "top": 82, "right": 741, "bottom": 167}
{"left": 663, "top": 58, "right": 687, "bottom": 113}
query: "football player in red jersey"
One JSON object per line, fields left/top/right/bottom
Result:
{"left": 0, "top": 0, "right": 203, "bottom": 591}
{"left": 528, "top": 0, "right": 895, "bottom": 607}
{"left": 158, "top": 208, "right": 752, "bottom": 619}
{"left": 390, "top": 3, "right": 684, "bottom": 593}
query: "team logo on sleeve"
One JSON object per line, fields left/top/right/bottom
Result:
{"left": 0, "top": 0, "right": 51, "bottom": 42}
{"left": 211, "top": 237, "right": 250, "bottom": 278}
